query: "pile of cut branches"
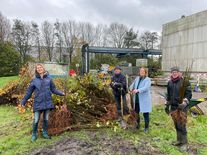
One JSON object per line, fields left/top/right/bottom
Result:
{"left": 0, "top": 64, "right": 117, "bottom": 135}
{"left": 52, "top": 74, "right": 116, "bottom": 124}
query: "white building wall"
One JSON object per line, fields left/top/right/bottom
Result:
{"left": 162, "top": 10, "right": 207, "bottom": 72}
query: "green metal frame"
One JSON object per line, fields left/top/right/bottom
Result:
{"left": 81, "top": 44, "right": 162, "bottom": 74}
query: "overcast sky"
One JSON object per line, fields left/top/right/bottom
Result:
{"left": 0, "top": 0, "right": 207, "bottom": 32}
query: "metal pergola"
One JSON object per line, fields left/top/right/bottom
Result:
{"left": 81, "top": 44, "right": 162, "bottom": 74}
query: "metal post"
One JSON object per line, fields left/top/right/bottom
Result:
{"left": 86, "top": 49, "right": 90, "bottom": 73}
{"left": 81, "top": 44, "right": 90, "bottom": 74}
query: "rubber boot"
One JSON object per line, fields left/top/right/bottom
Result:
{"left": 144, "top": 120, "right": 149, "bottom": 133}
{"left": 31, "top": 122, "right": 38, "bottom": 142}
{"left": 42, "top": 120, "right": 51, "bottom": 139}
{"left": 179, "top": 134, "right": 188, "bottom": 151}
{"left": 136, "top": 116, "right": 140, "bottom": 129}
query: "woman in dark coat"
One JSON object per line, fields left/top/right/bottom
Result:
{"left": 21, "top": 64, "right": 64, "bottom": 142}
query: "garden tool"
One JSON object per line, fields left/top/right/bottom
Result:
{"left": 158, "top": 92, "right": 207, "bottom": 115}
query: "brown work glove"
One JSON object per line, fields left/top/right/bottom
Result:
{"left": 178, "top": 98, "right": 189, "bottom": 111}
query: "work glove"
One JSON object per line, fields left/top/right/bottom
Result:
{"left": 113, "top": 82, "right": 122, "bottom": 87}
{"left": 178, "top": 98, "right": 189, "bottom": 111}
{"left": 111, "top": 82, "right": 122, "bottom": 88}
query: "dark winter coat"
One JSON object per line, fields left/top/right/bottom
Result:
{"left": 21, "top": 72, "right": 64, "bottom": 112}
{"left": 110, "top": 74, "right": 127, "bottom": 96}
{"left": 167, "top": 77, "right": 192, "bottom": 110}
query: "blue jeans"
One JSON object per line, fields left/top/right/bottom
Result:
{"left": 34, "top": 110, "right": 50, "bottom": 124}
{"left": 114, "top": 95, "right": 129, "bottom": 115}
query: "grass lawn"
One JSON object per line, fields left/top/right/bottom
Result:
{"left": 0, "top": 105, "right": 76, "bottom": 155}
{"left": 0, "top": 76, "right": 19, "bottom": 88}
{"left": 0, "top": 105, "right": 207, "bottom": 155}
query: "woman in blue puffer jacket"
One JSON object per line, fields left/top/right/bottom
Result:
{"left": 21, "top": 64, "right": 65, "bottom": 142}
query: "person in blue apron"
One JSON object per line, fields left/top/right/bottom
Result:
{"left": 129, "top": 67, "right": 152, "bottom": 133}
{"left": 21, "top": 64, "right": 65, "bottom": 142}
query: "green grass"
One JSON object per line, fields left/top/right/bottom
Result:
{"left": 0, "top": 76, "right": 19, "bottom": 88}
{"left": 96, "top": 106, "right": 207, "bottom": 155}
{"left": 0, "top": 105, "right": 74, "bottom": 155}
{"left": 0, "top": 105, "right": 207, "bottom": 155}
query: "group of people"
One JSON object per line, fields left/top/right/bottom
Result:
{"left": 110, "top": 66, "right": 151, "bottom": 133}
{"left": 110, "top": 66, "right": 192, "bottom": 151}
{"left": 21, "top": 64, "right": 192, "bottom": 151}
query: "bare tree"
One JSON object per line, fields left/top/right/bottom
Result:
{"left": 123, "top": 28, "right": 140, "bottom": 48}
{"left": 54, "top": 20, "right": 63, "bottom": 62}
{"left": 61, "top": 20, "right": 80, "bottom": 65}
{"left": 139, "top": 31, "right": 151, "bottom": 50}
{"left": 0, "top": 12, "right": 11, "bottom": 42}
{"left": 41, "top": 21, "right": 55, "bottom": 61}
{"left": 79, "top": 22, "right": 95, "bottom": 45}
{"left": 108, "top": 22, "right": 128, "bottom": 48}
{"left": 150, "top": 32, "right": 159, "bottom": 49}
{"left": 11, "top": 19, "right": 33, "bottom": 64}
{"left": 102, "top": 25, "right": 109, "bottom": 47}
{"left": 31, "top": 22, "right": 41, "bottom": 62}
{"left": 139, "top": 31, "right": 160, "bottom": 50}
{"left": 93, "top": 24, "right": 108, "bottom": 47}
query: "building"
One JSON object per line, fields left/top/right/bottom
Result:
{"left": 162, "top": 10, "right": 207, "bottom": 73}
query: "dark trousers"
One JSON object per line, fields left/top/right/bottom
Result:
{"left": 171, "top": 110, "right": 188, "bottom": 144}
{"left": 114, "top": 95, "right": 129, "bottom": 116}
{"left": 135, "top": 99, "right": 150, "bottom": 129}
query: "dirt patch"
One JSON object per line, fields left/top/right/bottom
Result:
{"left": 29, "top": 131, "right": 164, "bottom": 155}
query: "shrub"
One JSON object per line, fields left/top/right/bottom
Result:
{"left": 0, "top": 42, "right": 21, "bottom": 76}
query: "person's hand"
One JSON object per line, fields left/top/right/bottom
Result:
{"left": 178, "top": 102, "right": 188, "bottom": 111}
{"left": 165, "top": 101, "right": 170, "bottom": 105}
{"left": 132, "top": 89, "right": 139, "bottom": 94}
{"left": 21, "top": 104, "right": 25, "bottom": 108}
{"left": 183, "top": 98, "right": 189, "bottom": 104}
{"left": 114, "top": 82, "right": 122, "bottom": 87}
{"left": 165, "top": 104, "right": 170, "bottom": 115}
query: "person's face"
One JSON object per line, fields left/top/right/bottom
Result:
{"left": 139, "top": 68, "right": 146, "bottom": 77}
{"left": 171, "top": 71, "right": 179, "bottom": 78}
{"left": 36, "top": 65, "right": 44, "bottom": 74}
{"left": 114, "top": 69, "right": 121, "bottom": 75}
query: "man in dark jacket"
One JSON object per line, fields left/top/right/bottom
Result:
{"left": 110, "top": 66, "right": 129, "bottom": 119}
{"left": 165, "top": 66, "right": 192, "bottom": 151}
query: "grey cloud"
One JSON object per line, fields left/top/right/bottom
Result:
{"left": 0, "top": 0, "right": 207, "bottom": 32}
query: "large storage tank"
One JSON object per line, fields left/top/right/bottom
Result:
{"left": 162, "top": 10, "right": 207, "bottom": 73}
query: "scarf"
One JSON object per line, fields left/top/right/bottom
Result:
{"left": 171, "top": 75, "right": 180, "bottom": 83}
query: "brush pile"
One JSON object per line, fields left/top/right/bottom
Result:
{"left": 0, "top": 64, "right": 117, "bottom": 135}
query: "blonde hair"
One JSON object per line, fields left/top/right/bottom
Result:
{"left": 35, "top": 64, "right": 45, "bottom": 75}
{"left": 138, "top": 67, "right": 148, "bottom": 77}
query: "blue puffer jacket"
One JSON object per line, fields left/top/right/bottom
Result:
{"left": 21, "top": 72, "right": 64, "bottom": 112}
